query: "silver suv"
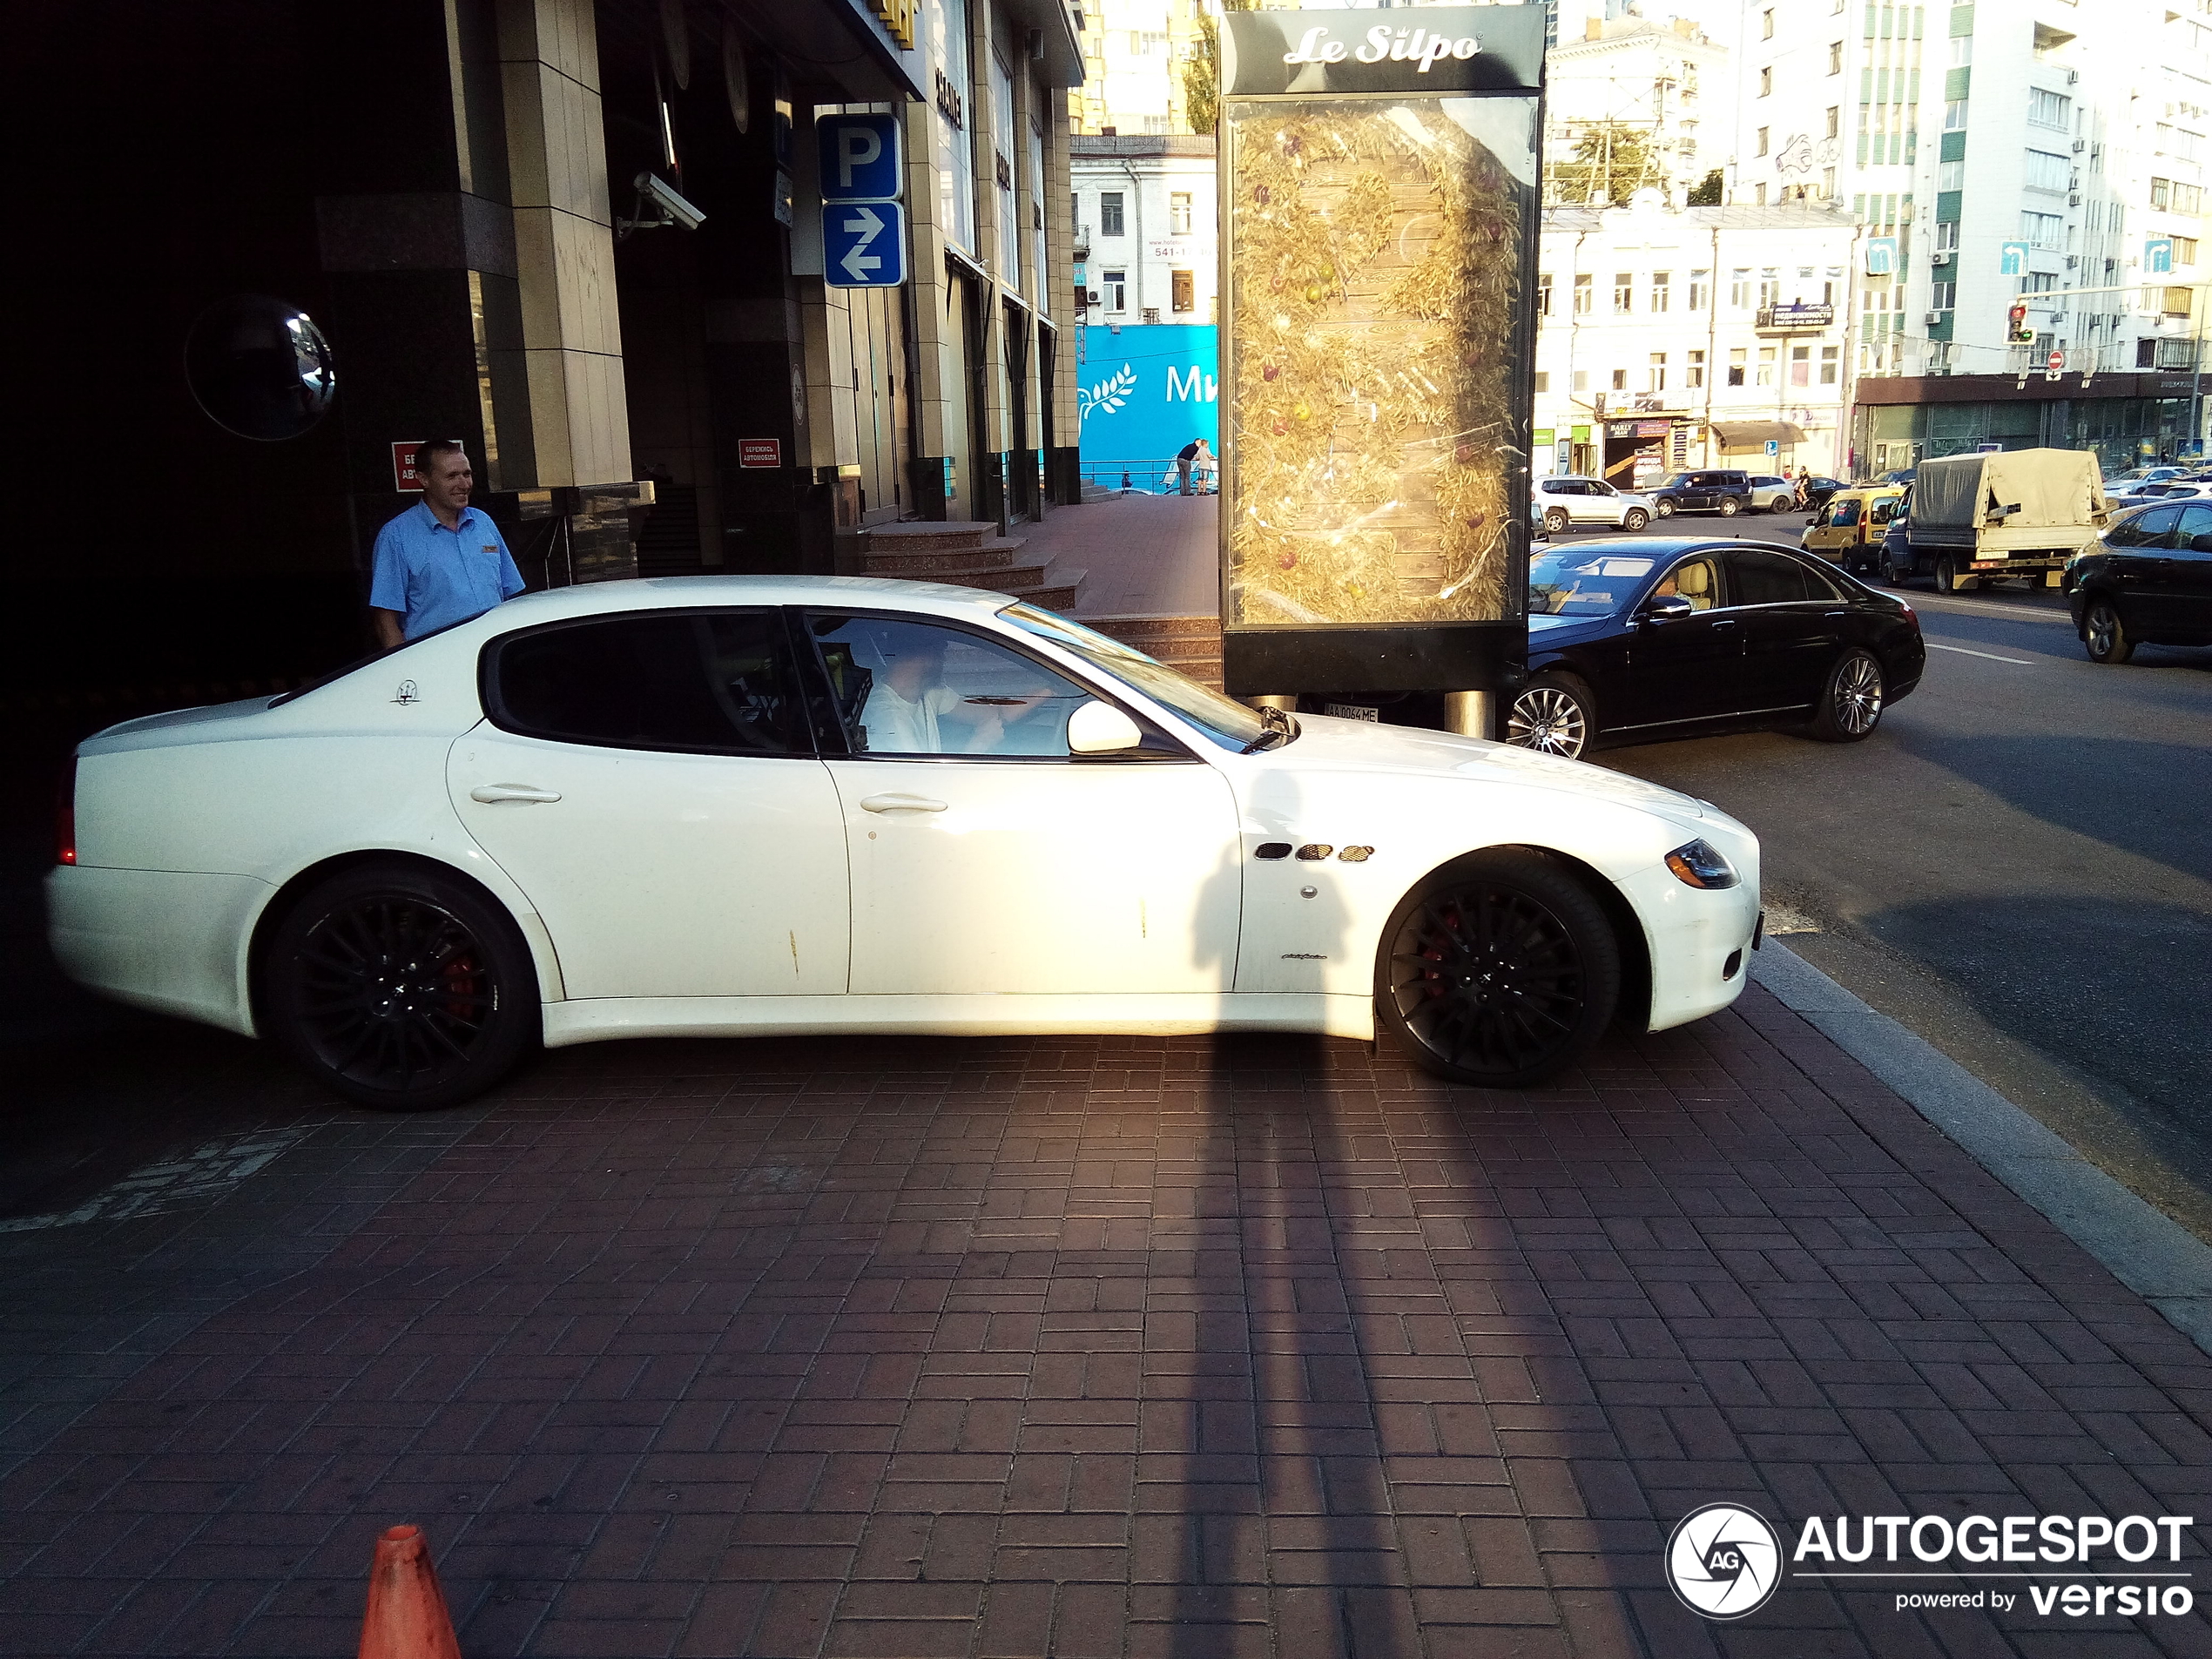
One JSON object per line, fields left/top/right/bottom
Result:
{"left": 1532, "top": 475, "right": 1655, "bottom": 533}
{"left": 1746, "top": 474, "right": 1800, "bottom": 512}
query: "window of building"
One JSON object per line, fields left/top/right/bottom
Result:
{"left": 1574, "top": 273, "right": 1593, "bottom": 314}
{"left": 2152, "top": 176, "right": 2173, "bottom": 209}
{"left": 1756, "top": 182, "right": 1769, "bottom": 205}
{"left": 1651, "top": 271, "right": 1671, "bottom": 313}
{"left": 1932, "top": 280, "right": 1956, "bottom": 309}
{"left": 1939, "top": 158, "right": 1965, "bottom": 190}
{"left": 1730, "top": 267, "right": 1751, "bottom": 308}
{"left": 1649, "top": 353, "right": 1668, "bottom": 392}
{"left": 2027, "top": 88, "right": 2071, "bottom": 128}
{"left": 1820, "top": 346, "right": 1839, "bottom": 384}
{"left": 1826, "top": 106, "right": 1842, "bottom": 139}
{"left": 1537, "top": 273, "right": 1553, "bottom": 316}
{"left": 1759, "top": 66, "right": 1773, "bottom": 97}
{"left": 1573, "top": 369, "right": 1589, "bottom": 392}
{"left": 1687, "top": 350, "right": 1706, "bottom": 387}
{"left": 1611, "top": 368, "right": 1629, "bottom": 390}
{"left": 1944, "top": 100, "right": 1967, "bottom": 132}
{"left": 2020, "top": 211, "right": 2066, "bottom": 248}
{"left": 2025, "top": 150, "right": 2070, "bottom": 192}
{"left": 1614, "top": 273, "right": 1634, "bottom": 313}
{"left": 1757, "top": 346, "right": 1777, "bottom": 386}
{"left": 1171, "top": 269, "right": 1194, "bottom": 312}
{"left": 2177, "top": 237, "right": 2201, "bottom": 266}
{"left": 1759, "top": 267, "right": 1781, "bottom": 307}
{"left": 1757, "top": 126, "right": 1770, "bottom": 156}
{"left": 1534, "top": 371, "right": 1550, "bottom": 393}
{"left": 2177, "top": 181, "right": 2205, "bottom": 213}
{"left": 1829, "top": 40, "right": 1843, "bottom": 72}
{"left": 1949, "top": 35, "right": 1972, "bottom": 67}
{"left": 1168, "top": 192, "right": 1192, "bottom": 234}
{"left": 1790, "top": 344, "right": 1811, "bottom": 386}
{"left": 1689, "top": 269, "right": 1709, "bottom": 309}
{"left": 1728, "top": 347, "right": 1747, "bottom": 386}
{"left": 1103, "top": 269, "right": 1127, "bottom": 310}
{"left": 1100, "top": 192, "right": 1125, "bottom": 236}
{"left": 1935, "top": 219, "right": 1959, "bottom": 251}
{"left": 1762, "top": 8, "right": 1775, "bottom": 37}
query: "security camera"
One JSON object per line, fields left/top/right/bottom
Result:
{"left": 619, "top": 172, "right": 706, "bottom": 238}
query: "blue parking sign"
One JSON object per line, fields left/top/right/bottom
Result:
{"left": 818, "top": 113, "right": 902, "bottom": 203}
{"left": 824, "top": 201, "right": 908, "bottom": 287}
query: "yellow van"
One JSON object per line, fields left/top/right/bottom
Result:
{"left": 1802, "top": 486, "right": 1905, "bottom": 576}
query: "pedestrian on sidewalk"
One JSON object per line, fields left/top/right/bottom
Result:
{"left": 1191, "top": 438, "right": 1217, "bottom": 494}
{"left": 1175, "top": 437, "right": 1202, "bottom": 496}
{"left": 369, "top": 439, "right": 524, "bottom": 649}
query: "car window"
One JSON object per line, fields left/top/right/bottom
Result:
{"left": 1797, "top": 559, "right": 1845, "bottom": 600}
{"left": 487, "top": 610, "right": 811, "bottom": 755}
{"left": 1529, "top": 550, "right": 1657, "bottom": 615}
{"left": 1654, "top": 554, "right": 1722, "bottom": 611}
{"left": 1829, "top": 498, "right": 1861, "bottom": 527}
{"left": 806, "top": 613, "right": 1091, "bottom": 759}
{"left": 1588, "top": 480, "right": 1617, "bottom": 496}
{"left": 1727, "top": 547, "right": 1812, "bottom": 605}
{"left": 2114, "top": 503, "right": 2183, "bottom": 549}
{"left": 1000, "top": 603, "right": 1267, "bottom": 752}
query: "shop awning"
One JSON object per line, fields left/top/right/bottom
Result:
{"left": 1712, "top": 420, "right": 1809, "bottom": 449}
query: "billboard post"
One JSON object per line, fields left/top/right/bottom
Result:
{"left": 1217, "top": 8, "right": 1543, "bottom": 734}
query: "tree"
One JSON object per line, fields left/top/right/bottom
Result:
{"left": 1184, "top": 15, "right": 1219, "bottom": 133}
{"left": 1550, "top": 120, "right": 1658, "bottom": 206}
{"left": 1686, "top": 168, "right": 1723, "bottom": 206}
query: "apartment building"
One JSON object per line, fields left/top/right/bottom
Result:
{"left": 1534, "top": 199, "right": 1861, "bottom": 480}
{"left": 1073, "top": 0, "right": 1209, "bottom": 136}
{"left": 1546, "top": 13, "right": 1732, "bottom": 205}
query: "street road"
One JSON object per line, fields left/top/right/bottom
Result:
{"left": 1548, "top": 518, "right": 2212, "bottom": 1241}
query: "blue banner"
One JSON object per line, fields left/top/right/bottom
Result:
{"left": 1077, "top": 325, "right": 1219, "bottom": 478}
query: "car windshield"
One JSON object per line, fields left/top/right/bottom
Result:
{"left": 1662, "top": 474, "right": 1698, "bottom": 488}
{"left": 1529, "top": 550, "right": 1658, "bottom": 616}
{"left": 1000, "top": 603, "right": 1276, "bottom": 752}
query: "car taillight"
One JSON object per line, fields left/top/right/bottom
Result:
{"left": 55, "top": 756, "right": 76, "bottom": 866}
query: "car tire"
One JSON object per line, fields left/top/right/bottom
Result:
{"left": 263, "top": 862, "right": 541, "bottom": 1112}
{"left": 1544, "top": 507, "right": 1570, "bottom": 534}
{"left": 1505, "top": 672, "right": 1595, "bottom": 760}
{"left": 1655, "top": 499, "right": 1676, "bottom": 517}
{"left": 1806, "top": 648, "right": 1885, "bottom": 743}
{"left": 1375, "top": 851, "right": 1622, "bottom": 1089}
{"left": 1719, "top": 496, "right": 1741, "bottom": 517}
{"left": 1882, "top": 556, "right": 1910, "bottom": 587}
{"left": 2083, "top": 598, "right": 2135, "bottom": 664}
{"left": 1933, "top": 555, "right": 1959, "bottom": 593}
{"left": 1622, "top": 509, "right": 1649, "bottom": 531}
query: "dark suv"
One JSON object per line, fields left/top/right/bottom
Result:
{"left": 1652, "top": 469, "right": 1753, "bottom": 518}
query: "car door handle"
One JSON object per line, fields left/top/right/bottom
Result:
{"left": 469, "top": 784, "right": 563, "bottom": 804}
{"left": 1710, "top": 617, "right": 1741, "bottom": 629}
{"left": 860, "top": 792, "right": 948, "bottom": 813}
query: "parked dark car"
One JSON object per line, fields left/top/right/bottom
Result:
{"left": 1651, "top": 469, "right": 1753, "bottom": 518}
{"left": 1506, "top": 538, "right": 1925, "bottom": 760}
{"left": 1800, "top": 475, "right": 1847, "bottom": 509}
{"left": 2063, "top": 499, "right": 2212, "bottom": 662}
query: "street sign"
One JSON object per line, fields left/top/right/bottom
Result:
{"left": 817, "top": 113, "right": 902, "bottom": 203}
{"left": 2048, "top": 349, "right": 2065, "bottom": 372}
{"left": 2147, "top": 237, "right": 2175, "bottom": 275}
{"left": 1764, "top": 438, "right": 1779, "bottom": 457}
{"left": 1865, "top": 237, "right": 1897, "bottom": 275}
{"left": 2000, "top": 241, "right": 2029, "bottom": 277}
{"left": 823, "top": 201, "right": 908, "bottom": 287}
{"left": 738, "top": 438, "right": 783, "bottom": 468}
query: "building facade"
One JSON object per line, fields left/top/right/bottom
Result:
{"left": 1070, "top": 136, "right": 1218, "bottom": 327}
{"left": 17, "top": 0, "right": 1086, "bottom": 743}
{"left": 1545, "top": 13, "right": 1731, "bottom": 206}
{"left": 1072, "top": 0, "right": 1210, "bottom": 137}
{"left": 1535, "top": 199, "right": 1861, "bottom": 481}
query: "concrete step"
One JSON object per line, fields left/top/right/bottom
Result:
{"left": 864, "top": 534, "right": 1028, "bottom": 578}
{"left": 1084, "top": 614, "right": 1224, "bottom": 690}
{"left": 867, "top": 520, "right": 997, "bottom": 556}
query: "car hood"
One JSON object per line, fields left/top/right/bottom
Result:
{"left": 1527, "top": 612, "right": 1622, "bottom": 646}
{"left": 1269, "top": 714, "right": 1705, "bottom": 820}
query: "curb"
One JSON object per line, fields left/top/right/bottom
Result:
{"left": 1752, "top": 939, "right": 2212, "bottom": 1357}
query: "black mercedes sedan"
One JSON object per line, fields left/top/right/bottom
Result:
{"left": 1507, "top": 538, "right": 1926, "bottom": 760}
{"left": 2062, "top": 498, "right": 2212, "bottom": 662}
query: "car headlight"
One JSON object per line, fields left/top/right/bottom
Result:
{"left": 1664, "top": 838, "right": 1739, "bottom": 890}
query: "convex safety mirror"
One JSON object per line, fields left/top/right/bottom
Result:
{"left": 1067, "top": 699, "right": 1144, "bottom": 755}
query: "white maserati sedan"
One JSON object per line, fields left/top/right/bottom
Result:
{"left": 49, "top": 578, "right": 1761, "bottom": 1111}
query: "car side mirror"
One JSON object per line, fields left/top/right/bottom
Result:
{"left": 1638, "top": 595, "right": 1696, "bottom": 624}
{"left": 2192, "top": 533, "right": 2212, "bottom": 553}
{"left": 1805, "top": 514, "right": 1820, "bottom": 525}
{"left": 1067, "top": 698, "right": 1145, "bottom": 755}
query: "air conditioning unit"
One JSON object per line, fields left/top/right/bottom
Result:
{"left": 1925, "top": 309, "right": 1945, "bottom": 324}
{"left": 2069, "top": 192, "right": 2082, "bottom": 206}
{"left": 2073, "top": 138, "right": 2088, "bottom": 153}
{"left": 2066, "top": 254, "right": 2080, "bottom": 267}
{"left": 2067, "top": 68, "right": 2080, "bottom": 84}
{"left": 1932, "top": 249, "right": 1953, "bottom": 265}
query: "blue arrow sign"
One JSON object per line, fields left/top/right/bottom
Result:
{"left": 824, "top": 200, "right": 908, "bottom": 287}
{"left": 2000, "top": 240, "right": 2029, "bottom": 277}
{"left": 819, "top": 113, "right": 903, "bottom": 203}
{"left": 1865, "top": 236, "right": 1897, "bottom": 275}
{"left": 2147, "top": 237, "right": 2175, "bottom": 274}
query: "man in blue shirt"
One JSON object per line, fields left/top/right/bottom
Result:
{"left": 369, "top": 439, "right": 525, "bottom": 647}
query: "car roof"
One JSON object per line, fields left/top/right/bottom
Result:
{"left": 1534, "top": 536, "right": 1797, "bottom": 558}
{"left": 448, "top": 573, "right": 1026, "bottom": 629}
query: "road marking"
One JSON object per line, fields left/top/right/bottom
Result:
{"left": 0, "top": 1127, "right": 309, "bottom": 1232}
{"left": 1927, "top": 642, "right": 2033, "bottom": 664}
{"left": 1912, "top": 596, "right": 2073, "bottom": 624}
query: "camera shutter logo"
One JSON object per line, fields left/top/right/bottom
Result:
{"left": 1666, "top": 1504, "right": 1782, "bottom": 1620}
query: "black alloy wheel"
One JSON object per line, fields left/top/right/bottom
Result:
{"left": 1807, "top": 648, "right": 1885, "bottom": 742}
{"left": 2082, "top": 598, "right": 2135, "bottom": 664}
{"left": 1376, "top": 853, "right": 1621, "bottom": 1089}
{"left": 1718, "top": 496, "right": 1741, "bottom": 516}
{"left": 1505, "top": 673, "right": 1595, "bottom": 760}
{"left": 266, "top": 864, "right": 539, "bottom": 1111}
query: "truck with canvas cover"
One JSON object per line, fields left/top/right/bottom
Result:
{"left": 1883, "top": 448, "right": 2109, "bottom": 592}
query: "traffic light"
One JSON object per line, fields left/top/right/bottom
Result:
{"left": 2008, "top": 303, "right": 2034, "bottom": 343}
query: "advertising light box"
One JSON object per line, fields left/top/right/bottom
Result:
{"left": 1217, "top": 7, "right": 1542, "bottom": 695}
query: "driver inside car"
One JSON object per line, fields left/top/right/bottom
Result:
{"left": 858, "top": 630, "right": 1067, "bottom": 755}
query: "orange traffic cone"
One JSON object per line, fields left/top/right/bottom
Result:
{"left": 357, "top": 1523, "right": 462, "bottom": 1659}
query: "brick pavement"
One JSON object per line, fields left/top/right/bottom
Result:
{"left": 2, "top": 985, "right": 2209, "bottom": 1657}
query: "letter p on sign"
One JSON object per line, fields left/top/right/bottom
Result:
{"left": 819, "top": 113, "right": 902, "bottom": 203}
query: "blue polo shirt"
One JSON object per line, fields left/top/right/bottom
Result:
{"left": 369, "top": 502, "right": 525, "bottom": 641}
